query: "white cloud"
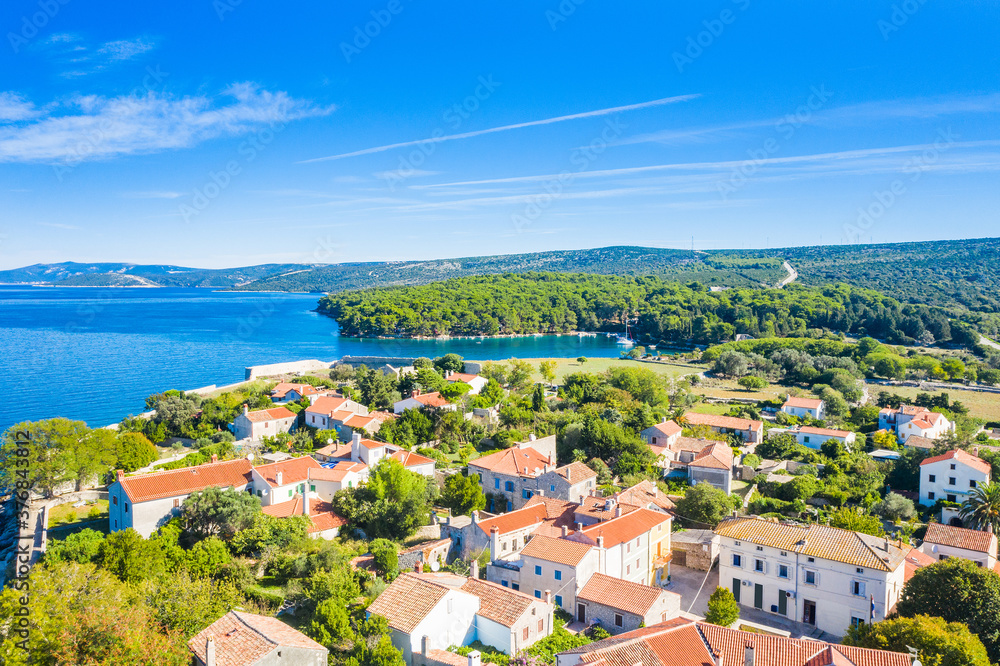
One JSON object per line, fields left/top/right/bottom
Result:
{"left": 0, "top": 84, "right": 335, "bottom": 163}
{"left": 121, "top": 191, "right": 185, "bottom": 199}
{"left": 0, "top": 93, "right": 37, "bottom": 122}
{"left": 98, "top": 38, "right": 156, "bottom": 61}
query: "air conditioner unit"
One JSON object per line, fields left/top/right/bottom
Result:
{"left": 785, "top": 591, "right": 795, "bottom": 599}
{"left": 742, "top": 580, "right": 752, "bottom": 587}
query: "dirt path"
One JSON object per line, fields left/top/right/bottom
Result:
{"left": 777, "top": 260, "right": 798, "bottom": 288}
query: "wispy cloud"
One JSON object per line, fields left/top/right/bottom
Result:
{"left": 98, "top": 38, "right": 156, "bottom": 61}
{"left": 0, "top": 84, "right": 335, "bottom": 163}
{"left": 39, "top": 34, "right": 159, "bottom": 77}
{"left": 121, "top": 191, "right": 185, "bottom": 199}
{"left": 298, "top": 94, "right": 700, "bottom": 163}
{"left": 0, "top": 93, "right": 38, "bottom": 122}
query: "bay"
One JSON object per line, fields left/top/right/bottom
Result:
{"left": 0, "top": 286, "right": 623, "bottom": 430}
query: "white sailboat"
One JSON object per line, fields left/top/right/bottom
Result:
{"left": 616, "top": 315, "right": 634, "bottom": 346}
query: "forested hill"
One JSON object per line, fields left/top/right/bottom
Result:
{"left": 318, "top": 272, "right": 982, "bottom": 349}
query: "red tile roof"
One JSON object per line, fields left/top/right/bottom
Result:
{"left": 261, "top": 497, "right": 346, "bottom": 533}
{"left": 577, "top": 573, "right": 675, "bottom": 617}
{"left": 188, "top": 611, "right": 326, "bottom": 666}
{"left": 389, "top": 449, "right": 436, "bottom": 468}
{"left": 783, "top": 396, "right": 823, "bottom": 410}
{"left": 520, "top": 534, "right": 593, "bottom": 566}
{"left": 689, "top": 442, "right": 733, "bottom": 470}
{"left": 903, "top": 546, "right": 936, "bottom": 582}
{"left": 477, "top": 504, "right": 549, "bottom": 536}
{"left": 459, "top": 576, "right": 540, "bottom": 627}
{"left": 118, "top": 458, "right": 252, "bottom": 504}
{"left": 448, "top": 372, "right": 482, "bottom": 383}
{"left": 919, "top": 449, "right": 991, "bottom": 475}
{"left": 367, "top": 572, "right": 452, "bottom": 632}
{"left": 469, "top": 446, "right": 553, "bottom": 476}
{"left": 581, "top": 508, "right": 671, "bottom": 548}
{"left": 557, "top": 460, "right": 597, "bottom": 483}
{"left": 646, "top": 420, "right": 682, "bottom": 438}
{"left": 413, "top": 391, "right": 451, "bottom": 407}
{"left": 306, "top": 395, "right": 351, "bottom": 415}
{"left": 309, "top": 462, "right": 367, "bottom": 482}
{"left": 796, "top": 425, "right": 854, "bottom": 438}
{"left": 616, "top": 480, "right": 676, "bottom": 512}
{"left": 345, "top": 414, "right": 378, "bottom": 428}
{"left": 271, "top": 382, "right": 320, "bottom": 398}
{"left": 315, "top": 442, "right": 353, "bottom": 459}
{"left": 924, "top": 522, "right": 998, "bottom": 554}
{"left": 254, "top": 456, "right": 321, "bottom": 488}
{"left": 682, "top": 412, "right": 763, "bottom": 432}
{"left": 243, "top": 406, "right": 296, "bottom": 423}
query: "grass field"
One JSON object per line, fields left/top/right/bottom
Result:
{"left": 49, "top": 499, "right": 108, "bottom": 526}
{"left": 874, "top": 385, "right": 1000, "bottom": 423}
{"left": 475, "top": 357, "right": 709, "bottom": 384}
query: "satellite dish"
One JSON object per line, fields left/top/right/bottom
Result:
{"left": 430, "top": 560, "right": 440, "bottom": 572}
{"left": 247, "top": 453, "right": 255, "bottom": 462}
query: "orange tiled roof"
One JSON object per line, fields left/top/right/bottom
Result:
{"left": 460, "top": 576, "right": 539, "bottom": 627}
{"left": 314, "top": 442, "right": 353, "bottom": 459}
{"left": 370, "top": 410, "right": 398, "bottom": 422}
{"left": 557, "top": 461, "right": 597, "bottom": 483}
{"left": 520, "top": 534, "right": 593, "bottom": 566}
{"left": 309, "top": 462, "right": 366, "bottom": 482}
{"left": 448, "top": 372, "right": 482, "bottom": 383}
{"left": 783, "top": 396, "right": 823, "bottom": 410}
{"left": 243, "top": 406, "right": 296, "bottom": 423}
{"left": 366, "top": 572, "right": 451, "bottom": 633}
{"left": 581, "top": 508, "right": 671, "bottom": 548}
{"left": 924, "top": 522, "right": 997, "bottom": 554}
{"left": 469, "top": 446, "right": 552, "bottom": 476}
{"left": 903, "top": 546, "right": 936, "bottom": 582}
{"left": 715, "top": 516, "right": 907, "bottom": 571}
{"left": 188, "top": 611, "right": 326, "bottom": 666}
{"left": 118, "top": 458, "right": 252, "bottom": 504}
{"left": 344, "top": 414, "right": 377, "bottom": 428}
{"left": 647, "top": 420, "right": 682, "bottom": 438}
{"left": 389, "top": 449, "right": 436, "bottom": 468}
{"left": 261, "top": 496, "right": 345, "bottom": 533}
{"left": 271, "top": 382, "right": 320, "bottom": 398}
{"left": 524, "top": 495, "right": 580, "bottom": 522}
{"left": 254, "top": 456, "right": 321, "bottom": 488}
{"left": 306, "top": 395, "right": 350, "bottom": 415}
{"left": 414, "top": 391, "right": 451, "bottom": 407}
{"left": 683, "top": 412, "right": 762, "bottom": 431}
{"left": 477, "top": 504, "right": 549, "bottom": 536}
{"left": 577, "top": 573, "right": 674, "bottom": 617}
{"left": 616, "top": 480, "right": 676, "bottom": 512}
{"left": 796, "top": 425, "right": 853, "bottom": 438}
{"left": 688, "top": 442, "right": 732, "bottom": 470}
{"left": 919, "top": 449, "right": 991, "bottom": 475}
{"left": 576, "top": 496, "right": 641, "bottom": 522}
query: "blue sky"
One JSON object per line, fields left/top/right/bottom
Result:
{"left": 1, "top": 0, "right": 998, "bottom": 269}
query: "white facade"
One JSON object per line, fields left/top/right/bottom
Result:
{"left": 233, "top": 408, "right": 297, "bottom": 442}
{"left": 769, "top": 426, "right": 856, "bottom": 451}
{"left": 919, "top": 453, "right": 991, "bottom": 506}
{"left": 781, "top": 399, "right": 825, "bottom": 420}
{"left": 919, "top": 539, "right": 997, "bottom": 569}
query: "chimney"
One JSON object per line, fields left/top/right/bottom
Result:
{"left": 715, "top": 652, "right": 723, "bottom": 666}
{"left": 744, "top": 645, "right": 754, "bottom": 666}
{"left": 615, "top": 506, "right": 623, "bottom": 518}
{"left": 210, "top": 454, "right": 218, "bottom": 464}
{"left": 243, "top": 404, "right": 249, "bottom": 414}
{"left": 302, "top": 488, "right": 309, "bottom": 516}
{"left": 206, "top": 636, "right": 217, "bottom": 666}
{"left": 472, "top": 510, "right": 480, "bottom": 524}
{"left": 116, "top": 469, "right": 124, "bottom": 482}
{"left": 422, "top": 635, "right": 432, "bottom": 656}
{"left": 597, "top": 536, "right": 604, "bottom": 549}
{"left": 884, "top": 537, "right": 890, "bottom": 552}
{"left": 416, "top": 560, "right": 424, "bottom": 573}
{"left": 468, "top": 651, "right": 481, "bottom": 666}
{"left": 544, "top": 589, "right": 552, "bottom": 604}
{"left": 537, "top": 489, "right": 545, "bottom": 497}
{"left": 529, "top": 433, "right": 537, "bottom": 441}
{"left": 562, "top": 525, "right": 569, "bottom": 537}
{"left": 412, "top": 389, "right": 420, "bottom": 398}
{"left": 490, "top": 525, "right": 501, "bottom": 561}
{"left": 470, "top": 558, "right": 479, "bottom": 579}
{"left": 353, "top": 432, "right": 362, "bottom": 447}
{"left": 275, "top": 471, "right": 283, "bottom": 486}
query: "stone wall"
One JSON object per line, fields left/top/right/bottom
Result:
{"left": 245, "top": 359, "right": 334, "bottom": 380}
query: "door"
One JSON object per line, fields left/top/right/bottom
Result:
{"left": 754, "top": 584, "right": 763, "bottom": 610}
{"left": 732, "top": 578, "right": 741, "bottom": 603}
{"left": 803, "top": 600, "right": 816, "bottom": 625}
{"left": 777, "top": 590, "right": 787, "bottom": 616}
{"left": 577, "top": 603, "right": 586, "bottom": 623}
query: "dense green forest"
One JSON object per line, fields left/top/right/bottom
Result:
{"left": 318, "top": 272, "right": 980, "bottom": 348}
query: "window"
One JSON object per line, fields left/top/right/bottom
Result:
{"left": 626, "top": 565, "right": 631, "bottom": 574}
{"left": 928, "top": 492, "right": 936, "bottom": 500}
{"left": 502, "top": 543, "right": 508, "bottom": 552}
{"left": 804, "top": 570, "right": 817, "bottom": 585}
{"left": 636, "top": 559, "right": 640, "bottom": 569}
{"left": 780, "top": 551, "right": 787, "bottom": 556}
{"left": 754, "top": 559, "right": 765, "bottom": 573}
{"left": 614, "top": 614, "right": 624, "bottom": 627}
{"left": 554, "top": 570, "right": 562, "bottom": 581}
{"left": 734, "top": 540, "right": 741, "bottom": 546}
{"left": 555, "top": 595, "right": 563, "bottom": 607}
{"left": 522, "top": 489, "right": 532, "bottom": 499}
{"left": 661, "top": 613, "right": 667, "bottom": 622}
{"left": 950, "top": 464, "right": 956, "bottom": 470}
{"left": 732, "top": 554, "right": 743, "bottom": 568}
{"left": 502, "top": 580, "right": 509, "bottom": 587}
{"left": 627, "top": 543, "right": 631, "bottom": 553}
{"left": 112, "top": 496, "right": 118, "bottom": 506}
{"left": 173, "top": 499, "right": 180, "bottom": 508}
{"left": 851, "top": 581, "right": 866, "bottom": 596}
{"left": 495, "top": 479, "right": 500, "bottom": 489}
{"left": 971, "top": 480, "right": 978, "bottom": 488}
{"left": 124, "top": 503, "right": 128, "bottom": 513}
{"left": 804, "top": 436, "right": 811, "bottom": 444}
{"left": 652, "top": 437, "right": 658, "bottom": 444}
{"left": 807, "top": 557, "right": 815, "bottom": 563}
{"left": 636, "top": 538, "right": 640, "bottom": 547}
{"left": 851, "top": 617, "right": 865, "bottom": 628}
{"left": 523, "top": 627, "right": 529, "bottom": 641}
{"left": 929, "top": 474, "right": 936, "bottom": 482}
{"left": 756, "top": 546, "right": 763, "bottom": 551}
{"left": 550, "top": 484, "right": 556, "bottom": 492}
{"left": 512, "top": 583, "right": 519, "bottom": 591}
{"left": 512, "top": 539, "right": 519, "bottom": 550}
{"left": 949, "top": 477, "right": 957, "bottom": 486}
{"left": 778, "top": 564, "right": 789, "bottom": 579}
{"left": 535, "top": 565, "right": 542, "bottom": 575}
{"left": 534, "top": 590, "right": 541, "bottom": 599}
{"left": 538, "top": 619, "right": 544, "bottom": 632}
{"left": 947, "top": 494, "right": 957, "bottom": 503}
{"left": 505, "top": 481, "right": 514, "bottom": 492}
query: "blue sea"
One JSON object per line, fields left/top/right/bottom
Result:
{"left": 0, "top": 286, "right": 623, "bottom": 430}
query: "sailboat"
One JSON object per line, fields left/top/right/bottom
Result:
{"left": 616, "top": 315, "right": 635, "bottom": 346}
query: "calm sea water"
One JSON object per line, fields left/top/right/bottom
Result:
{"left": 0, "top": 286, "right": 623, "bottom": 430}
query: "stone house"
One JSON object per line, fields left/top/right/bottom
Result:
{"left": 189, "top": 610, "right": 328, "bottom": 666}
{"left": 681, "top": 412, "right": 764, "bottom": 443}
{"left": 232, "top": 405, "right": 297, "bottom": 442}
{"left": 574, "top": 573, "right": 680, "bottom": 632}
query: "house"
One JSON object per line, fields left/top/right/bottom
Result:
{"left": 662, "top": 437, "right": 734, "bottom": 494}
{"left": 715, "top": 516, "right": 908, "bottom": 637}
{"left": 336, "top": 410, "right": 396, "bottom": 441}
{"left": 574, "top": 509, "right": 673, "bottom": 585}
{"left": 394, "top": 389, "right": 456, "bottom": 414}
{"left": 250, "top": 456, "right": 323, "bottom": 506}
{"left": 270, "top": 382, "right": 325, "bottom": 404}
{"left": 188, "top": 610, "right": 328, "bottom": 666}
{"left": 489, "top": 534, "right": 598, "bottom": 610}
{"left": 233, "top": 405, "right": 297, "bottom": 442}
{"left": 901, "top": 434, "right": 935, "bottom": 450}
{"left": 108, "top": 456, "right": 252, "bottom": 537}
{"left": 261, "top": 493, "right": 346, "bottom": 539}
{"left": 639, "top": 420, "right": 682, "bottom": 463}
{"left": 469, "top": 435, "right": 595, "bottom": 511}
{"left": 309, "top": 461, "right": 369, "bottom": 493}
{"left": 574, "top": 481, "right": 676, "bottom": 527}
{"left": 444, "top": 497, "right": 578, "bottom": 561}
{"left": 399, "top": 538, "right": 454, "bottom": 571}
{"left": 668, "top": 529, "right": 718, "bottom": 571}
{"left": 879, "top": 404, "right": 954, "bottom": 443}
{"left": 555, "top": 618, "right": 909, "bottom": 666}
{"left": 918, "top": 449, "right": 991, "bottom": 506}
{"left": 768, "top": 425, "right": 856, "bottom": 451}
{"left": 681, "top": 412, "right": 764, "bottom": 443}
{"left": 445, "top": 371, "right": 489, "bottom": 395}
{"left": 366, "top": 570, "right": 553, "bottom": 664}
{"left": 781, "top": 396, "right": 825, "bottom": 420}
{"left": 574, "top": 573, "right": 680, "bottom": 633}
{"left": 389, "top": 449, "right": 437, "bottom": 477}
{"left": 304, "top": 395, "right": 369, "bottom": 431}
{"left": 919, "top": 522, "right": 998, "bottom": 569}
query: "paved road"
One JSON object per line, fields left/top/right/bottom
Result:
{"left": 777, "top": 261, "right": 798, "bottom": 288}
{"left": 980, "top": 335, "right": 1000, "bottom": 351}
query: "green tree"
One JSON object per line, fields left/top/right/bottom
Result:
{"left": 843, "top": 614, "right": 989, "bottom": 666}
{"left": 434, "top": 353, "right": 465, "bottom": 374}
{"left": 873, "top": 492, "right": 916, "bottom": 521}
{"left": 440, "top": 473, "right": 487, "bottom": 516}
{"left": 675, "top": 482, "right": 738, "bottom": 526}
{"left": 183, "top": 535, "right": 232, "bottom": 577}
{"left": 142, "top": 571, "right": 242, "bottom": 639}
{"left": 705, "top": 586, "right": 740, "bottom": 627}
{"left": 960, "top": 482, "right": 1000, "bottom": 534}
{"left": 531, "top": 383, "right": 548, "bottom": 412}
{"left": 897, "top": 559, "right": 1000, "bottom": 663}
{"left": 115, "top": 431, "right": 158, "bottom": 472}
{"left": 370, "top": 538, "right": 399, "bottom": 577}
{"left": 506, "top": 358, "right": 534, "bottom": 391}
{"left": 738, "top": 376, "right": 768, "bottom": 391}
{"left": 0, "top": 419, "right": 104, "bottom": 497}
{"left": 180, "top": 486, "right": 262, "bottom": 542}
{"left": 828, "top": 508, "right": 885, "bottom": 536}
{"left": 98, "top": 528, "right": 167, "bottom": 584}
{"left": 230, "top": 512, "right": 311, "bottom": 556}
{"left": 539, "top": 360, "right": 557, "bottom": 384}
{"left": 45, "top": 527, "right": 106, "bottom": 564}
{"left": 355, "top": 366, "right": 399, "bottom": 409}
{"left": 333, "top": 459, "right": 436, "bottom": 540}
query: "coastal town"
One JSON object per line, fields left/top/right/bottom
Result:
{"left": 5, "top": 338, "right": 1000, "bottom": 665}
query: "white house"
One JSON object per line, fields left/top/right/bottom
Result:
{"left": 919, "top": 449, "right": 991, "bottom": 505}
{"left": 261, "top": 491, "right": 346, "bottom": 539}
{"left": 768, "top": 425, "right": 856, "bottom": 451}
{"left": 393, "top": 389, "right": 457, "bottom": 415}
{"left": 879, "top": 405, "right": 954, "bottom": 443}
{"left": 445, "top": 371, "right": 489, "bottom": 395}
{"left": 250, "top": 456, "right": 323, "bottom": 506}
{"left": 367, "top": 570, "right": 553, "bottom": 664}
{"left": 781, "top": 396, "right": 825, "bottom": 420}
{"left": 681, "top": 412, "right": 764, "bottom": 443}
{"left": 919, "top": 522, "right": 998, "bottom": 569}
{"left": 715, "top": 516, "right": 907, "bottom": 637}
{"left": 109, "top": 456, "right": 253, "bottom": 537}
{"left": 232, "top": 405, "right": 297, "bottom": 442}
{"left": 270, "top": 382, "right": 327, "bottom": 404}
{"left": 304, "top": 395, "right": 368, "bottom": 431}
